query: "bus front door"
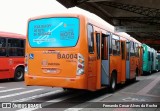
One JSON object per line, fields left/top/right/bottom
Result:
{"left": 121, "top": 41, "right": 126, "bottom": 82}
{"left": 126, "top": 41, "right": 130, "bottom": 79}
{"left": 88, "top": 32, "right": 102, "bottom": 91}
{"left": 101, "top": 33, "right": 110, "bottom": 86}
{"left": 139, "top": 46, "right": 143, "bottom": 76}
{"left": 95, "top": 32, "right": 102, "bottom": 89}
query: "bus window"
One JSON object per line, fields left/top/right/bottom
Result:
{"left": 8, "top": 39, "right": 25, "bottom": 56}
{"left": 126, "top": 41, "right": 130, "bottom": 60}
{"left": 151, "top": 52, "right": 154, "bottom": 61}
{"left": 135, "top": 43, "right": 139, "bottom": 57}
{"left": 0, "top": 38, "right": 6, "bottom": 56}
{"left": 121, "top": 41, "right": 125, "bottom": 60}
{"left": 109, "top": 34, "right": 112, "bottom": 54}
{"left": 28, "top": 17, "right": 79, "bottom": 48}
{"left": 102, "top": 36, "right": 108, "bottom": 60}
{"left": 130, "top": 42, "right": 135, "bottom": 56}
{"left": 112, "top": 34, "right": 120, "bottom": 55}
{"left": 148, "top": 51, "right": 150, "bottom": 61}
{"left": 96, "top": 33, "right": 100, "bottom": 59}
{"left": 88, "top": 24, "right": 94, "bottom": 53}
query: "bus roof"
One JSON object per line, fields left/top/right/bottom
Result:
{"left": 28, "top": 13, "right": 140, "bottom": 44}
{"left": 85, "top": 14, "right": 141, "bottom": 44}
{"left": 0, "top": 31, "right": 25, "bottom": 39}
{"left": 28, "top": 13, "right": 84, "bottom": 21}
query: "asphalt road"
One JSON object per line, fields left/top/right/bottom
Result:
{"left": 0, "top": 72, "right": 159, "bottom": 111}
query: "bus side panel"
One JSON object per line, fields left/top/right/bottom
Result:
{"left": 87, "top": 25, "right": 97, "bottom": 91}
{"left": 143, "top": 44, "right": 152, "bottom": 74}
{"left": 143, "top": 45, "right": 148, "bottom": 73}
{"left": 158, "top": 54, "right": 160, "bottom": 70}
{"left": 121, "top": 41, "right": 126, "bottom": 83}
{"left": 126, "top": 41, "right": 130, "bottom": 79}
{"left": 126, "top": 61, "right": 130, "bottom": 79}
{"left": 9, "top": 57, "right": 24, "bottom": 78}
{"left": 153, "top": 49, "right": 157, "bottom": 71}
{"left": 101, "top": 60, "right": 109, "bottom": 85}
{"left": 130, "top": 56, "right": 136, "bottom": 79}
{"left": 95, "top": 33, "right": 102, "bottom": 90}
{"left": 0, "top": 58, "right": 11, "bottom": 79}
{"left": 101, "top": 34, "right": 110, "bottom": 86}
{"left": 110, "top": 56, "right": 121, "bottom": 83}
{"left": 139, "top": 47, "right": 143, "bottom": 75}
{"left": 88, "top": 55, "right": 97, "bottom": 90}
{"left": 0, "top": 58, "right": 24, "bottom": 80}
{"left": 129, "top": 42, "right": 136, "bottom": 79}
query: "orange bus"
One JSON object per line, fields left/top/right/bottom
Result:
{"left": 132, "top": 38, "right": 143, "bottom": 76}
{"left": 0, "top": 31, "right": 25, "bottom": 81}
{"left": 25, "top": 14, "right": 142, "bottom": 91}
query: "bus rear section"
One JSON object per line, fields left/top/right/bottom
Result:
{"left": 25, "top": 15, "right": 88, "bottom": 90}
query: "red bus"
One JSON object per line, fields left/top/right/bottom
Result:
{"left": 0, "top": 31, "right": 25, "bottom": 81}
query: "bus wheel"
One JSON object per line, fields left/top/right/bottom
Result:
{"left": 14, "top": 67, "right": 24, "bottom": 81}
{"left": 63, "top": 88, "right": 68, "bottom": 91}
{"left": 133, "top": 69, "right": 138, "bottom": 82}
{"left": 136, "top": 68, "right": 139, "bottom": 76}
{"left": 109, "top": 73, "right": 117, "bottom": 92}
{"left": 63, "top": 88, "right": 75, "bottom": 92}
{"left": 132, "top": 75, "right": 136, "bottom": 82}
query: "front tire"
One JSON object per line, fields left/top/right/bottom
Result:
{"left": 14, "top": 67, "right": 24, "bottom": 81}
{"left": 149, "top": 70, "right": 151, "bottom": 74}
{"left": 63, "top": 88, "right": 75, "bottom": 92}
{"left": 133, "top": 69, "right": 138, "bottom": 82}
{"left": 132, "top": 76, "right": 136, "bottom": 82}
{"left": 109, "top": 73, "right": 117, "bottom": 92}
{"left": 136, "top": 68, "right": 139, "bottom": 76}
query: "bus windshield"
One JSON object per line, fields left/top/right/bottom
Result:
{"left": 28, "top": 17, "right": 79, "bottom": 48}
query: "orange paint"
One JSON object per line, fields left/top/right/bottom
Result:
{"left": 25, "top": 14, "right": 142, "bottom": 91}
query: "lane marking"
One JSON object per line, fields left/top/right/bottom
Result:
{"left": 64, "top": 93, "right": 113, "bottom": 111}
{"left": 16, "top": 92, "right": 84, "bottom": 111}
{"left": 0, "top": 87, "right": 5, "bottom": 89}
{"left": 114, "top": 108, "right": 131, "bottom": 111}
{"left": 65, "top": 108, "right": 82, "bottom": 111}
{"left": 137, "top": 76, "right": 160, "bottom": 95}
{"left": 0, "top": 88, "right": 24, "bottom": 93}
{"left": 120, "top": 91, "right": 160, "bottom": 97}
{"left": 0, "top": 89, "right": 43, "bottom": 99}
{"left": 12, "top": 90, "right": 63, "bottom": 102}
{"left": 122, "top": 97, "right": 145, "bottom": 102}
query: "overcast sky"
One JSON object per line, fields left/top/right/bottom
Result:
{"left": 0, "top": 0, "right": 114, "bottom": 35}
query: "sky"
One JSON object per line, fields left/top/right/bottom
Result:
{"left": 0, "top": 0, "right": 114, "bottom": 35}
